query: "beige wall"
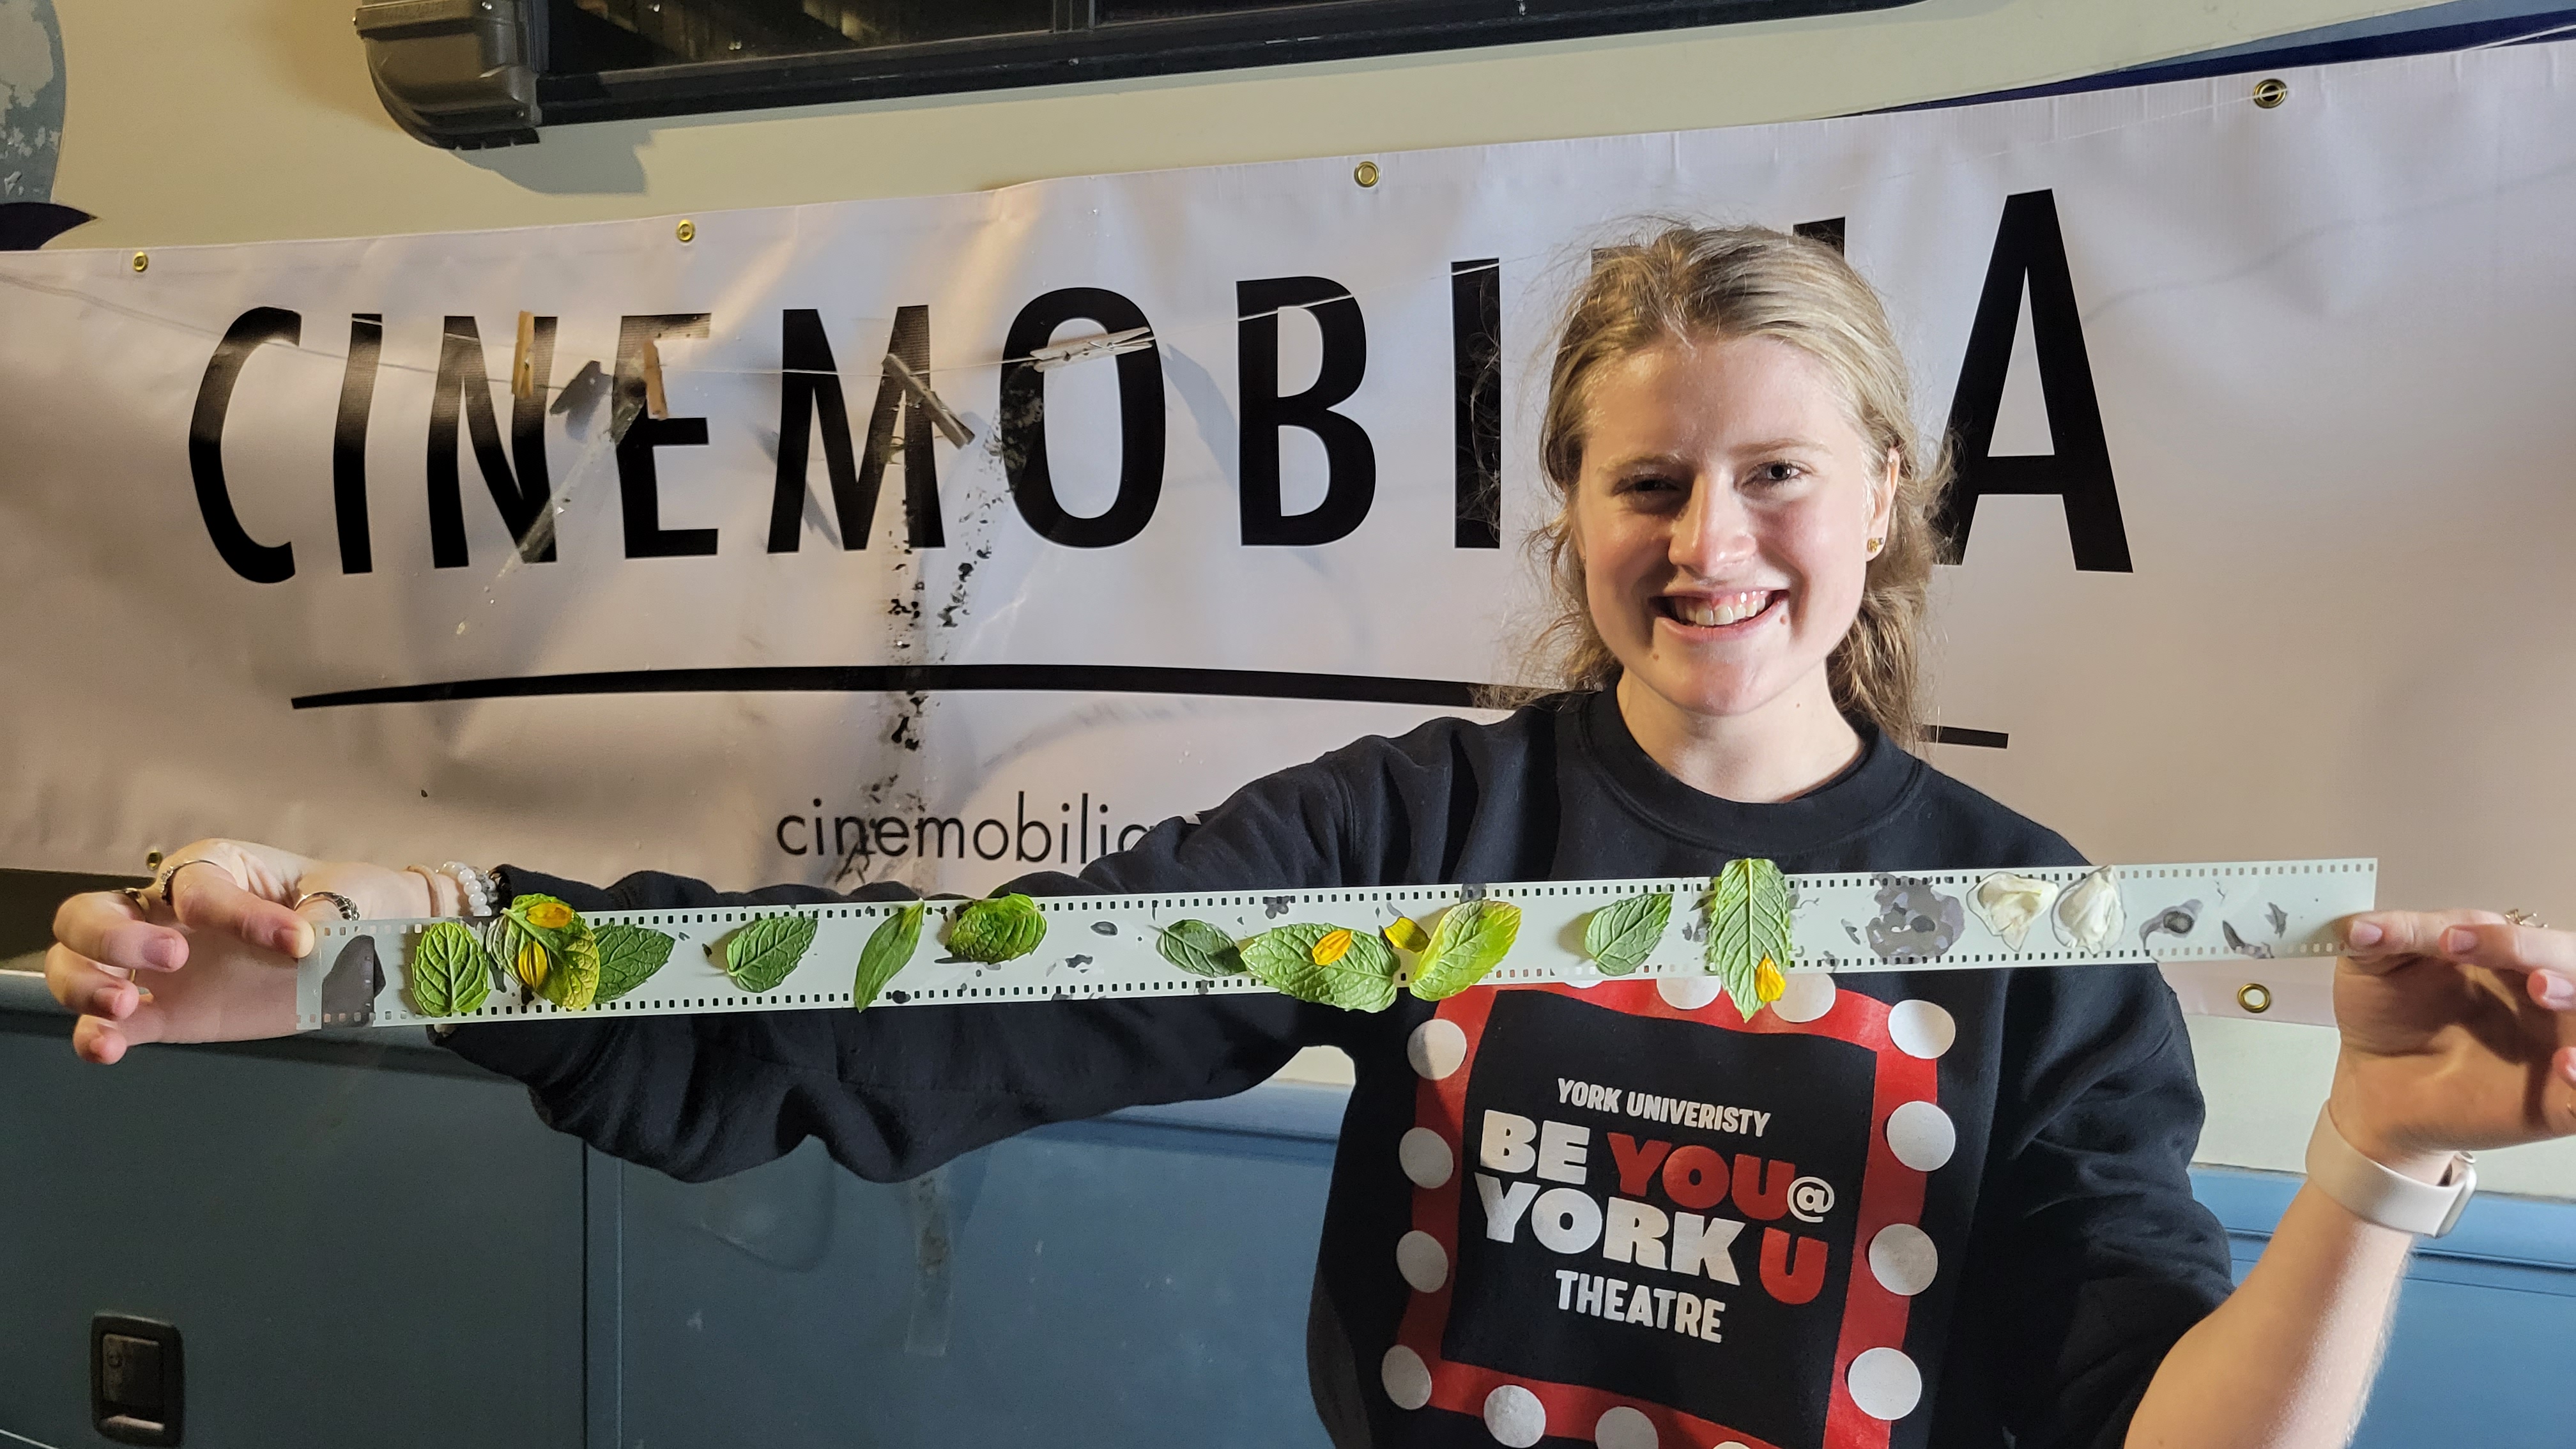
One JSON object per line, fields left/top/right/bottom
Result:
{"left": 55, "top": 0, "right": 2576, "bottom": 1200}
{"left": 2186, "top": 1018, "right": 2576, "bottom": 1199}
{"left": 54, "top": 0, "right": 2425, "bottom": 248}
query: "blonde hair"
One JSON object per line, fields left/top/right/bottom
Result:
{"left": 1528, "top": 223, "right": 1948, "bottom": 748}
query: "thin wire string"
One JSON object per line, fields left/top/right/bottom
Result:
{"left": 0, "top": 257, "right": 1460, "bottom": 390}
{"left": 0, "top": 80, "right": 2280, "bottom": 392}
{"left": 2476, "top": 20, "right": 2576, "bottom": 48}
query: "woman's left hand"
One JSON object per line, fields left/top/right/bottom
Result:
{"left": 2330, "top": 909, "right": 2576, "bottom": 1177}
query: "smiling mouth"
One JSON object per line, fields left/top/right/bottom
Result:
{"left": 1656, "top": 590, "right": 1783, "bottom": 630}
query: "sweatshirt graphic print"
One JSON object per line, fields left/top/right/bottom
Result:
{"left": 1391, "top": 970, "right": 1942, "bottom": 1449}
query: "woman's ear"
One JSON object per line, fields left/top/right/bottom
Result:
{"left": 1871, "top": 447, "right": 1901, "bottom": 539}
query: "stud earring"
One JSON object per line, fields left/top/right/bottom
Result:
{"left": 1865, "top": 535, "right": 1885, "bottom": 559}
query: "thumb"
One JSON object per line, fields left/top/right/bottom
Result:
{"left": 2337, "top": 909, "right": 2507, "bottom": 974}
{"left": 171, "top": 858, "right": 312, "bottom": 959}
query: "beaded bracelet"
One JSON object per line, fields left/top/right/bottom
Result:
{"left": 404, "top": 862, "right": 500, "bottom": 919}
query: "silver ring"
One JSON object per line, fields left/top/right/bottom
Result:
{"left": 294, "top": 890, "right": 360, "bottom": 921}
{"left": 155, "top": 857, "right": 232, "bottom": 907}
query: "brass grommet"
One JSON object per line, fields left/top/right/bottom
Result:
{"left": 2237, "top": 982, "right": 2273, "bottom": 1014}
{"left": 2253, "top": 78, "right": 2288, "bottom": 109}
{"left": 130, "top": 252, "right": 148, "bottom": 273}
{"left": 675, "top": 219, "right": 696, "bottom": 243}
{"left": 1353, "top": 160, "right": 1380, "bottom": 188}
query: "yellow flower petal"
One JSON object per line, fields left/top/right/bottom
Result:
{"left": 525, "top": 901, "right": 575, "bottom": 930}
{"left": 515, "top": 940, "right": 551, "bottom": 990}
{"left": 1755, "top": 957, "right": 1786, "bottom": 1004}
{"left": 1383, "top": 917, "right": 1428, "bottom": 953}
{"left": 1311, "top": 928, "right": 1354, "bottom": 966}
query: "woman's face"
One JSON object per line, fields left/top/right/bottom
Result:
{"left": 1570, "top": 333, "right": 1895, "bottom": 728}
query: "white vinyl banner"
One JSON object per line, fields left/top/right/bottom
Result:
{"left": 4, "top": 42, "right": 2570, "bottom": 990}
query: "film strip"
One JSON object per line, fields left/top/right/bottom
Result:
{"left": 298, "top": 859, "right": 2375, "bottom": 1032}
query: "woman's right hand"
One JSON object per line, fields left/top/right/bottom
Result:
{"left": 45, "top": 839, "right": 430, "bottom": 1063}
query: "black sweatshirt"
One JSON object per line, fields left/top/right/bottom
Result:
{"left": 444, "top": 691, "right": 2232, "bottom": 1449}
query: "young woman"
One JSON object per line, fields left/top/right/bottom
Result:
{"left": 47, "top": 227, "right": 2576, "bottom": 1449}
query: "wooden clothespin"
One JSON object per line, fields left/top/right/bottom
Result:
{"left": 882, "top": 353, "right": 971, "bottom": 446}
{"left": 510, "top": 311, "right": 538, "bottom": 399}
{"left": 640, "top": 337, "right": 670, "bottom": 420}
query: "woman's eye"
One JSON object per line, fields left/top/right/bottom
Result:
{"left": 1618, "top": 475, "right": 1682, "bottom": 496}
{"left": 1749, "top": 462, "right": 1804, "bottom": 487}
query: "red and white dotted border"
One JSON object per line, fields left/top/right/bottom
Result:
{"left": 1383, "top": 976, "right": 1954, "bottom": 1449}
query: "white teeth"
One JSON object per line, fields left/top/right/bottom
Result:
{"left": 1671, "top": 593, "right": 1772, "bottom": 627}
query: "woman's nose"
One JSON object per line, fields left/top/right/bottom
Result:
{"left": 1670, "top": 484, "right": 1756, "bottom": 578}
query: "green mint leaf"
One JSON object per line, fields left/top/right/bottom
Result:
{"left": 947, "top": 894, "right": 1046, "bottom": 963}
{"left": 854, "top": 903, "right": 924, "bottom": 1011}
{"left": 594, "top": 923, "right": 676, "bottom": 1004}
{"left": 1583, "top": 892, "right": 1672, "bottom": 976}
{"left": 484, "top": 914, "right": 551, "bottom": 997}
{"left": 723, "top": 912, "right": 819, "bottom": 994}
{"left": 1241, "top": 922, "right": 1399, "bottom": 1011}
{"left": 409, "top": 920, "right": 491, "bottom": 1018}
{"left": 475, "top": 926, "right": 512, "bottom": 995}
{"left": 1705, "top": 858, "right": 1793, "bottom": 1020}
{"left": 1410, "top": 898, "right": 1523, "bottom": 1000}
{"left": 503, "top": 893, "right": 586, "bottom": 952}
{"left": 540, "top": 925, "right": 602, "bottom": 1011}
{"left": 482, "top": 913, "right": 517, "bottom": 965}
{"left": 1154, "top": 919, "right": 1247, "bottom": 977}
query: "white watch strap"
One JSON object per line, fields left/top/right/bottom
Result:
{"left": 2304, "top": 1106, "right": 2475, "bottom": 1237}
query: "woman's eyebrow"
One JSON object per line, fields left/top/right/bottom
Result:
{"left": 1592, "top": 436, "right": 1836, "bottom": 473}
{"left": 1593, "top": 449, "right": 1694, "bottom": 473}
{"left": 1731, "top": 434, "right": 1834, "bottom": 457}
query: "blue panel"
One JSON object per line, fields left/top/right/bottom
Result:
{"left": 0, "top": 1020, "right": 585, "bottom": 1449}
{"left": 2361, "top": 1276, "right": 2576, "bottom": 1448}
{"left": 2192, "top": 1167, "right": 2576, "bottom": 1447}
{"left": 599, "top": 1107, "right": 2576, "bottom": 1446}
{"left": 606, "top": 1091, "right": 1342, "bottom": 1449}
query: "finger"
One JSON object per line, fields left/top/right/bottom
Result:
{"left": 52, "top": 891, "right": 187, "bottom": 972}
{"left": 2529, "top": 970, "right": 2576, "bottom": 1011}
{"left": 2340, "top": 908, "right": 2511, "bottom": 967}
{"left": 73, "top": 997, "right": 172, "bottom": 1066}
{"left": 172, "top": 860, "right": 311, "bottom": 959}
{"left": 73, "top": 1014, "right": 126, "bottom": 1065}
{"left": 2531, "top": 1046, "right": 2576, "bottom": 1141}
{"left": 293, "top": 894, "right": 354, "bottom": 942}
{"left": 2412, "top": 920, "right": 2576, "bottom": 976}
{"left": 44, "top": 942, "right": 142, "bottom": 1020}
